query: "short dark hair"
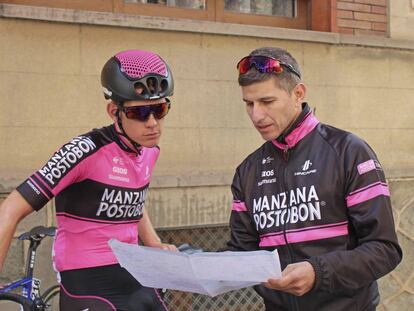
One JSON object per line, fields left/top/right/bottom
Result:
{"left": 238, "top": 47, "right": 301, "bottom": 93}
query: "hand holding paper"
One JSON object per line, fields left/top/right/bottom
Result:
{"left": 264, "top": 261, "right": 316, "bottom": 296}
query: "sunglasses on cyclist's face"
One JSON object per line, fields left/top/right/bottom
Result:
{"left": 237, "top": 55, "right": 301, "bottom": 79}
{"left": 120, "top": 99, "right": 171, "bottom": 121}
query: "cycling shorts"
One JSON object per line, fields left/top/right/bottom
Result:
{"left": 59, "top": 264, "right": 168, "bottom": 311}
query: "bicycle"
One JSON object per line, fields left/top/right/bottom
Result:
{"left": 0, "top": 226, "right": 60, "bottom": 311}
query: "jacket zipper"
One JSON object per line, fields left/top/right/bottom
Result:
{"left": 281, "top": 145, "right": 299, "bottom": 311}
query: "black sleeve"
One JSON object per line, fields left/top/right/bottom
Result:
{"left": 308, "top": 135, "right": 402, "bottom": 293}
{"left": 226, "top": 167, "right": 260, "bottom": 251}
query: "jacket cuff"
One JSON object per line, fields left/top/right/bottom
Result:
{"left": 305, "top": 257, "right": 330, "bottom": 293}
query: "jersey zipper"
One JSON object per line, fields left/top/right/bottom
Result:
{"left": 281, "top": 144, "right": 300, "bottom": 311}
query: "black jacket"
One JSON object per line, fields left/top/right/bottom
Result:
{"left": 227, "top": 104, "right": 402, "bottom": 311}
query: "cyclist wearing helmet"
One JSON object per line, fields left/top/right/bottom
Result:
{"left": 0, "top": 50, "right": 176, "bottom": 310}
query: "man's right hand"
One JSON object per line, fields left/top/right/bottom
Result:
{"left": 263, "top": 261, "right": 316, "bottom": 296}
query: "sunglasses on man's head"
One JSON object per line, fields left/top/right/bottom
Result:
{"left": 237, "top": 55, "right": 301, "bottom": 79}
{"left": 120, "top": 98, "right": 171, "bottom": 121}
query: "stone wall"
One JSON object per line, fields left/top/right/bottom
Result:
{"left": 389, "top": 0, "right": 414, "bottom": 41}
{"left": 378, "top": 178, "right": 414, "bottom": 310}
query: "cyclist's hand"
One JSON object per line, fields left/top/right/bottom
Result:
{"left": 152, "top": 243, "right": 178, "bottom": 252}
{"left": 263, "top": 261, "right": 315, "bottom": 296}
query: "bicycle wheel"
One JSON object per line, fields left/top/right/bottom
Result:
{"left": 41, "top": 285, "right": 60, "bottom": 311}
{"left": 0, "top": 292, "right": 33, "bottom": 311}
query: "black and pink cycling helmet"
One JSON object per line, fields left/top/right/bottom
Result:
{"left": 101, "top": 50, "right": 174, "bottom": 103}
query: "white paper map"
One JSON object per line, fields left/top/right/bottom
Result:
{"left": 109, "top": 240, "right": 281, "bottom": 297}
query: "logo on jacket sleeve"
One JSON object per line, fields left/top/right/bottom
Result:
{"left": 38, "top": 136, "right": 97, "bottom": 185}
{"left": 357, "top": 159, "right": 381, "bottom": 175}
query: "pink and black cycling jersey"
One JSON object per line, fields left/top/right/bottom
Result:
{"left": 16, "top": 124, "right": 159, "bottom": 272}
{"left": 227, "top": 103, "right": 402, "bottom": 311}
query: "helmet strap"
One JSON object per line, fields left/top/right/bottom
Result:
{"left": 115, "top": 106, "right": 142, "bottom": 154}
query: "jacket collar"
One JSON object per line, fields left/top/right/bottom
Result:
{"left": 272, "top": 103, "right": 319, "bottom": 150}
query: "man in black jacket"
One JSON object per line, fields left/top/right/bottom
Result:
{"left": 227, "top": 47, "right": 402, "bottom": 310}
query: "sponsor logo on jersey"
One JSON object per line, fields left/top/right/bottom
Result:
{"left": 258, "top": 178, "right": 277, "bottom": 187}
{"left": 38, "top": 136, "right": 96, "bottom": 185}
{"left": 357, "top": 159, "right": 381, "bottom": 175}
{"left": 96, "top": 188, "right": 147, "bottom": 219}
{"left": 111, "top": 157, "right": 128, "bottom": 180}
{"left": 302, "top": 160, "right": 312, "bottom": 171}
{"left": 257, "top": 170, "right": 276, "bottom": 186}
{"left": 112, "top": 156, "right": 125, "bottom": 166}
{"left": 252, "top": 185, "right": 324, "bottom": 230}
{"left": 262, "top": 156, "right": 274, "bottom": 165}
{"left": 294, "top": 159, "right": 317, "bottom": 176}
{"left": 27, "top": 180, "right": 41, "bottom": 195}
{"left": 108, "top": 175, "right": 130, "bottom": 182}
{"left": 109, "top": 175, "right": 130, "bottom": 182}
{"left": 112, "top": 166, "right": 128, "bottom": 175}
{"left": 110, "top": 158, "right": 129, "bottom": 182}
{"left": 261, "top": 169, "right": 274, "bottom": 177}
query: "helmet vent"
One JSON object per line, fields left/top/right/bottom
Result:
{"left": 116, "top": 50, "right": 167, "bottom": 78}
{"left": 134, "top": 82, "right": 146, "bottom": 95}
{"left": 146, "top": 77, "right": 157, "bottom": 95}
{"left": 160, "top": 79, "right": 168, "bottom": 93}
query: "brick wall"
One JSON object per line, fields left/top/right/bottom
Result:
{"left": 337, "top": 0, "right": 388, "bottom": 36}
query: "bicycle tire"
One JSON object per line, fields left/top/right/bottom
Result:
{"left": 0, "top": 292, "right": 33, "bottom": 311}
{"left": 41, "top": 285, "right": 60, "bottom": 310}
